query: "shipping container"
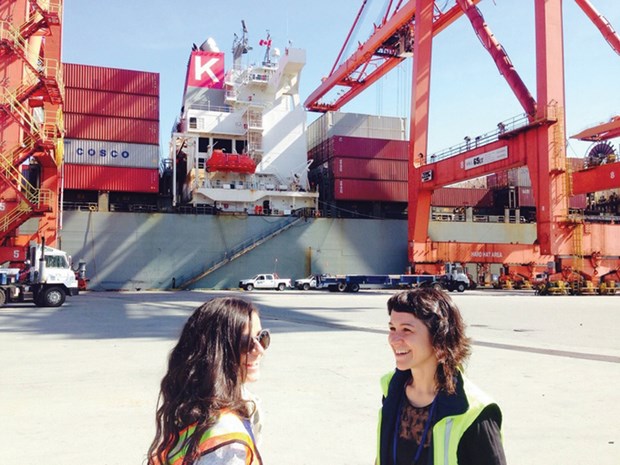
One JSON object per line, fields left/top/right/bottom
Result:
{"left": 63, "top": 63, "right": 159, "bottom": 96}
{"left": 64, "top": 88, "right": 159, "bottom": 120}
{"left": 569, "top": 194, "right": 587, "bottom": 209}
{"left": 487, "top": 167, "right": 531, "bottom": 188}
{"left": 329, "top": 136, "right": 409, "bottom": 160}
{"left": 308, "top": 112, "right": 407, "bottom": 148}
{"left": 330, "top": 157, "right": 408, "bottom": 181}
{"left": 431, "top": 188, "right": 494, "bottom": 208}
{"left": 64, "top": 139, "right": 160, "bottom": 169}
{"left": 334, "top": 179, "right": 407, "bottom": 202}
{"left": 508, "top": 167, "right": 531, "bottom": 187}
{"left": 567, "top": 157, "right": 585, "bottom": 172}
{"left": 63, "top": 164, "right": 159, "bottom": 193}
{"left": 64, "top": 113, "right": 159, "bottom": 145}
{"left": 516, "top": 186, "right": 536, "bottom": 207}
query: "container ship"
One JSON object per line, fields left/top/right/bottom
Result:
{"left": 169, "top": 22, "right": 318, "bottom": 216}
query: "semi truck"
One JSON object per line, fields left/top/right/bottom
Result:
{"left": 296, "top": 264, "right": 471, "bottom": 293}
{"left": 0, "top": 241, "right": 82, "bottom": 307}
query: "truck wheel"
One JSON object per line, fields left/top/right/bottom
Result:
{"left": 349, "top": 283, "right": 360, "bottom": 293}
{"left": 39, "top": 287, "right": 66, "bottom": 307}
{"left": 278, "top": 283, "right": 286, "bottom": 291}
{"left": 337, "top": 282, "right": 347, "bottom": 292}
{"left": 303, "top": 283, "right": 310, "bottom": 291}
{"left": 245, "top": 284, "right": 254, "bottom": 291}
{"left": 456, "top": 283, "right": 466, "bottom": 293}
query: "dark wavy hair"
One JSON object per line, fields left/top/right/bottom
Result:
{"left": 387, "top": 287, "right": 471, "bottom": 394}
{"left": 147, "top": 297, "right": 259, "bottom": 465}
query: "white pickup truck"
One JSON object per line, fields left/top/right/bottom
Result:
{"left": 239, "top": 273, "right": 292, "bottom": 291}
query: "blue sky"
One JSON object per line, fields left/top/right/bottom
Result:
{"left": 62, "top": 0, "right": 619, "bottom": 158}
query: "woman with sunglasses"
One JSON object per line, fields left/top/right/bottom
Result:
{"left": 377, "top": 288, "right": 506, "bottom": 465}
{"left": 148, "top": 297, "right": 271, "bottom": 465}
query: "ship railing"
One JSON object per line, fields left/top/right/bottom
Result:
{"left": 200, "top": 179, "right": 300, "bottom": 192}
{"left": 431, "top": 213, "right": 465, "bottom": 222}
{"left": 62, "top": 201, "right": 98, "bottom": 212}
{"left": 187, "top": 102, "right": 233, "bottom": 113}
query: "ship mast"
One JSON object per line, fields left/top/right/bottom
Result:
{"left": 232, "top": 20, "right": 251, "bottom": 68}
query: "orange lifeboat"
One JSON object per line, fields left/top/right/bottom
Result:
{"left": 206, "top": 150, "right": 256, "bottom": 174}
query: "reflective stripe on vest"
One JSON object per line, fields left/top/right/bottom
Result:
{"left": 168, "top": 412, "right": 259, "bottom": 465}
{"left": 432, "top": 378, "right": 492, "bottom": 465}
{"left": 377, "top": 371, "right": 494, "bottom": 465}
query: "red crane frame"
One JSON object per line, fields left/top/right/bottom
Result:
{"left": 0, "top": 0, "right": 64, "bottom": 262}
{"left": 305, "top": 0, "right": 620, "bottom": 277}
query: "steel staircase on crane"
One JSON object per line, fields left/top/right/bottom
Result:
{"left": 0, "top": 2, "right": 63, "bottom": 248}
{"left": 177, "top": 216, "right": 305, "bottom": 289}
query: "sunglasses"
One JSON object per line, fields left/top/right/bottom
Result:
{"left": 248, "top": 329, "right": 271, "bottom": 351}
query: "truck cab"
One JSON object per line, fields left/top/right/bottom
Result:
{"left": 0, "top": 243, "right": 80, "bottom": 307}
{"left": 442, "top": 263, "right": 471, "bottom": 292}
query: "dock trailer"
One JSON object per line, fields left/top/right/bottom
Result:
{"left": 298, "top": 267, "right": 470, "bottom": 293}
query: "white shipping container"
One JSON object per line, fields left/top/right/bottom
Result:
{"left": 307, "top": 111, "right": 407, "bottom": 149}
{"left": 64, "top": 139, "right": 160, "bottom": 169}
{"left": 507, "top": 166, "right": 532, "bottom": 187}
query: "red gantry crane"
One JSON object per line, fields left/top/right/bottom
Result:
{"left": 305, "top": 0, "right": 620, "bottom": 283}
{"left": 0, "top": 0, "right": 64, "bottom": 262}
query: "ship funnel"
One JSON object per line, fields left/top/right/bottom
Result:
{"left": 199, "top": 37, "right": 220, "bottom": 52}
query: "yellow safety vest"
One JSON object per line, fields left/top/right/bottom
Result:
{"left": 168, "top": 411, "right": 261, "bottom": 465}
{"left": 377, "top": 371, "right": 496, "bottom": 465}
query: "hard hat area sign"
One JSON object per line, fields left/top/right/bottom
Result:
{"left": 188, "top": 52, "right": 225, "bottom": 89}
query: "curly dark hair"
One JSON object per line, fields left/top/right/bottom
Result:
{"left": 147, "top": 297, "right": 259, "bottom": 465}
{"left": 387, "top": 287, "right": 471, "bottom": 394}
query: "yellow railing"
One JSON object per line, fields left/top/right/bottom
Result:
{"left": 0, "top": 157, "right": 39, "bottom": 205}
{"left": 38, "top": 0, "right": 63, "bottom": 17}
{"left": 0, "top": 202, "right": 33, "bottom": 233}
{"left": 1, "top": 88, "right": 42, "bottom": 137}
{"left": 43, "top": 58, "right": 65, "bottom": 99}
{"left": 3, "top": 136, "right": 36, "bottom": 165}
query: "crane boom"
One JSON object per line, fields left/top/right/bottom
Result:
{"left": 574, "top": 0, "right": 620, "bottom": 55}
{"left": 304, "top": 1, "right": 480, "bottom": 112}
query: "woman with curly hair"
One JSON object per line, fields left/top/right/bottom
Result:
{"left": 148, "top": 297, "right": 270, "bottom": 465}
{"left": 376, "top": 288, "right": 506, "bottom": 465}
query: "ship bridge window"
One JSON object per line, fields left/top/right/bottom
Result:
{"left": 189, "top": 117, "right": 198, "bottom": 129}
{"left": 197, "top": 158, "right": 205, "bottom": 169}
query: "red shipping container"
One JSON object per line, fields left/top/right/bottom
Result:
{"left": 334, "top": 179, "right": 407, "bottom": 202}
{"left": 64, "top": 88, "right": 159, "bottom": 120}
{"left": 63, "top": 63, "right": 159, "bottom": 96}
{"left": 517, "top": 186, "right": 536, "bottom": 207}
{"left": 330, "top": 157, "right": 408, "bottom": 181}
{"left": 567, "top": 157, "right": 585, "bottom": 172}
{"left": 569, "top": 194, "right": 587, "bottom": 209}
{"left": 63, "top": 164, "right": 159, "bottom": 193}
{"left": 431, "top": 188, "right": 494, "bottom": 208}
{"left": 330, "top": 136, "right": 409, "bottom": 160}
{"left": 64, "top": 113, "right": 159, "bottom": 145}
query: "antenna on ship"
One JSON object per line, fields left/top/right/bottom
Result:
{"left": 232, "top": 20, "right": 251, "bottom": 67}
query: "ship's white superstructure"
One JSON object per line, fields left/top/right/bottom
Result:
{"left": 170, "top": 23, "right": 318, "bottom": 215}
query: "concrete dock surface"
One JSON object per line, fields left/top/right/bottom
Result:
{"left": 1, "top": 289, "right": 619, "bottom": 465}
